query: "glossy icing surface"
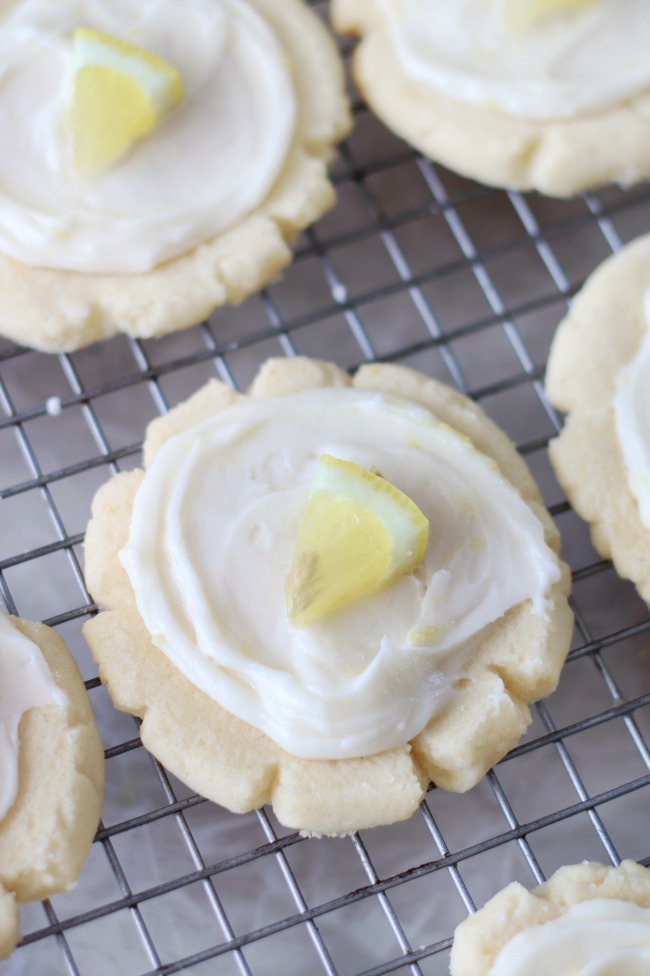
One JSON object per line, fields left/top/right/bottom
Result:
{"left": 121, "top": 388, "right": 562, "bottom": 759}
{"left": 489, "top": 898, "right": 650, "bottom": 975}
{"left": 380, "top": 0, "right": 650, "bottom": 119}
{"left": 614, "top": 291, "right": 650, "bottom": 530}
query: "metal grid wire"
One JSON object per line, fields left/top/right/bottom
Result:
{"left": 2, "top": 6, "right": 650, "bottom": 974}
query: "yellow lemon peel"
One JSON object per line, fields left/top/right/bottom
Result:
{"left": 285, "top": 454, "right": 429, "bottom": 627}
{"left": 408, "top": 625, "right": 445, "bottom": 647}
{"left": 69, "top": 27, "right": 185, "bottom": 173}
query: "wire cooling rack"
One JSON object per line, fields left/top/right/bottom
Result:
{"left": 3, "top": 6, "right": 650, "bottom": 974}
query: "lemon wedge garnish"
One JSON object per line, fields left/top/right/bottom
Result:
{"left": 69, "top": 28, "right": 185, "bottom": 173}
{"left": 285, "top": 454, "right": 429, "bottom": 627}
{"left": 499, "top": 0, "right": 596, "bottom": 29}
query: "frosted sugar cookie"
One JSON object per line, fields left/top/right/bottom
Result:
{"left": 0, "top": 611, "right": 104, "bottom": 959}
{"left": 332, "top": 0, "right": 650, "bottom": 196}
{"left": 0, "top": 0, "right": 350, "bottom": 352}
{"left": 450, "top": 860, "right": 650, "bottom": 975}
{"left": 545, "top": 234, "right": 650, "bottom": 600}
{"left": 83, "top": 356, "right": 572, "bottom": 835}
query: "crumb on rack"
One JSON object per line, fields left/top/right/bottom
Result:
{"left": 45, "top": 396, "right": 62, "bottom": 417}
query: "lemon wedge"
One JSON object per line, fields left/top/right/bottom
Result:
{"left": 285, "top": 454, "right": 429, "bottom": 627}
{"left": 69, "top": 28, "right": 185, "bottom": 173}
{"left": 499, "top": 0, "right": 596, "bottom": 29}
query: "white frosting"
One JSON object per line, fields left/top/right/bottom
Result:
{"left": 120, "top": 388, "right": 561, "bottom": 760}
{"left": 0, "top": 612, "right": 67, "bottom": 821}
{"left": 0, "top": 0, "right": 296, "bottom": 273}
{"left": 488, "top": 898, "right": 650, "bottom": 975}
{"left": 614, "top": 291, "right": 650, "bottom": 531}
{"left": 380, "top": 0, "right": 650, "bottom": 120}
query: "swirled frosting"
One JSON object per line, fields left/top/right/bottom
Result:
{"left": 0, "top": 612, "right": 67, "bottom": 821}
{"left": 380, "top": 0, "right": 650, "bottom": 120}
{"left": 613, "top": 291, "right": 650, "bottom": 530}
{"left": 120, "top": 387, "right": 561, "bottom": 760}
{"left": 489, "top": 898, "right": 650, "bottom": 975}
{"left": 0, "top": 0, "right": 296, "bottom": 273}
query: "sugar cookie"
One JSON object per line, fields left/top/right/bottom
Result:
{"left": 0, "top": 612, "right": 104, "bottom": 959}
{"left": 0, "top": 887, "right": 18, "bottom": 961}
{"left": 450, "top": 860, "right": 650, "bottom": 975}
{"left": 0, "top": 0, "right": 350, "bottom": 351}
{"left": 83, "top": 356, "right": 572, "bottom": 835}
{"left": 545, "top": 233, "right": 650, "bottom": 600}
{"left": 332, "top": 0, "right": 650, "bottom": 196}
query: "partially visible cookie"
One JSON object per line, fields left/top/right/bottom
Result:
{"left": 0, "top": 612, "right": 104, "bottom": 959}
{"left": 545, "top": 234, "right": 650, "bottom": 600}
{"left": 0, "top": 0, "right": 350, "bottom": 351}
{"left": 332, "top": 0, "right": 650, "bottom": 196}
{"left": 450, "top": 860, "right": 650, "bottom": 975}
{"left": 83, "top": 355, "right": 572, "bottom": 835}
{"left": 0, "top": 887, "right": 18, "bottom": 962}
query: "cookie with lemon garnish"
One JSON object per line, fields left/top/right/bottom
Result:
{"left": 0, "top": 611, "right": 104, "bottom": 959}
{"left": 450, "top": 860, "right": 650, "bottom": 976}
{"left": 82, "top": 356, "right": 572, "bottom": 835}
{"left": 545, "top": 233, "right": 650, "bottom": 601}
{"left": 332, "top": 0, "right": 650, "bottom": 196}
{"left": 0, "top": 0, "right": 350, "bottom": 352}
